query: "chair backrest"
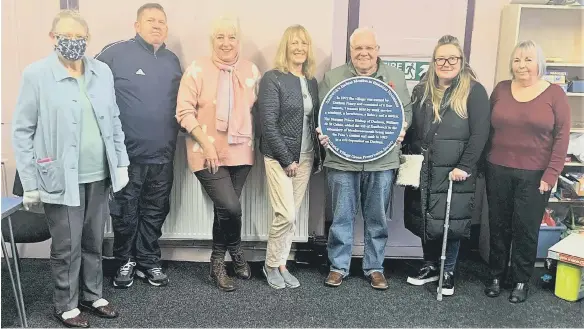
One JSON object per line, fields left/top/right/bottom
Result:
{"left": 2, "top": 210, "right": 51, "bottom": 244}
{"left": 2, "top": 171, "right": 50, "bottom": 243}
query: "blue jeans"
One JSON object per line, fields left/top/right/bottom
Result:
{"left": 327, "top": 169, "right": 394, "bottom": 277}
{"left": 423, "top": 239, "right": 461, "bottom": 273}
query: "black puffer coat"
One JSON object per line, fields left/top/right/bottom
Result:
{"left": 403, "top": 81, "right": 490, "bottom": 242}
{"left": 258, "top": 69, "right": 323, "bottom": 172}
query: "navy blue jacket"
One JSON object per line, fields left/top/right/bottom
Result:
{"left": 96, "top": 34, "right": 182, "bottom": 164}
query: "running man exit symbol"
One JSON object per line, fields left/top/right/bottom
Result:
{"left": 403, "top": 62, "right": 416, "bottom": 80}
{"left": 382, "top": 60, "right": 430, "bottom": 81}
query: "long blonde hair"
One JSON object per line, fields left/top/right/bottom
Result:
{"left": 421, "top": 35, "right": 477, "bottom": 122}
{"left": 273, "top": 25, "right": 316, "bottom": 79}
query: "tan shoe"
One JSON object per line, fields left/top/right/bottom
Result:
{"left": 369, "top": 272, "right": 389, "bottom": 290}
{"left": 324, "top": 271, "right": 343, "bottom": 287}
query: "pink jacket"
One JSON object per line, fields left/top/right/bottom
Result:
{"left": 176, "top": 57, "right": 260, "bottom": 172}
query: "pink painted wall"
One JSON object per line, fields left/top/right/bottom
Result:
{"left": 0, "top": 0, "right": 514, "bottom": 258}
{"left": 359, "top": 0, "right": 468, "bottom": 59}
{"left": 358, "top": 0, "right": 511, "bottom": 94}
{"left": 80, "top": 0, "right": 337, "bottom": 79}
{"left": 0, "top": 0, "right": 512, "bottom": 198}
{"left": 0, "top": 0, "right": 344, "bottom": 197}
{"left": 1, "top": 0, "right": 61, "bottom": 196}
{"left": 470, "top": 0, "right": 514, "bottom": 93}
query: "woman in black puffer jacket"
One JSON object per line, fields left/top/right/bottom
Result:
{"left": 403, "top": 35, "right": 490, "bottom": 296}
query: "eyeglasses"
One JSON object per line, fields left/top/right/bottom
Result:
{"left": 434, "top": 56, "right": 461, "bottom": 66}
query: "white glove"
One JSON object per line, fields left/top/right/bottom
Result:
{"left": 23, "top": 190, "right": 41, "bottom": 211}
{"left": 116, "top": 167, "right": 129, "bottom": 189}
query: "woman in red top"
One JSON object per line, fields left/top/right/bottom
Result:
{"left": 484, "top": 40, "right": 571, "bottom": 303}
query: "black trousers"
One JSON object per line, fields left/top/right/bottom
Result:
{"left": 195, "top": 165, "right": 251, "bottom": 248}
{"left": 485, "top": 162, "right": 551, "bottom": 283}
{"left": 110, "top": 162, "right": 174, "bottom": 269}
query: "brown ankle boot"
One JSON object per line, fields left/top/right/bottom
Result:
{"left": 228, "top": 245, "right": 251, "bottom": 280}
{"left": 210, "top": 247, "right": 235, "bottom": 291}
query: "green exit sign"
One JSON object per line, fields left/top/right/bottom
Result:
{"left": 383, "top": 60, "right": 429, "bottom": 81}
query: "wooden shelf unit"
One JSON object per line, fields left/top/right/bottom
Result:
{"left": 495, "top": 4, "right": 584, "bottom": 205}
{"left": 494, "top": 5, "right": 584, "bottom": 130}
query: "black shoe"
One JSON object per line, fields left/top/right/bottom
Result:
{"left": 135, "top": 267, "right": 169, "bottom": 287}
{"left": 407, "top": 264, "right": 439, "bottom": 286}
{"left": 113, "top": 259, "right": 136, "bottom": 288}
{"left": 509, "top": 283, "right": 529, "bottom": 303}
{"left": 484, "top": 278, "right": 501, "bottom": 298}
{"left": 437, "top": 271, "right": 455, "bottom": 296}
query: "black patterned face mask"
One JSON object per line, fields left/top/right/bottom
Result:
{"left": 54, "top": 36, "right": 87, "bottom": 61}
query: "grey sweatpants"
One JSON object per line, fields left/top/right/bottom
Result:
{"left": 43, "top": 180, "right": 109, "bottom": 313}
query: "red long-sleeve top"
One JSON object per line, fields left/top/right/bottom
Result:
{"left": 488, "top": 80, "right": 571, "bottom": 185}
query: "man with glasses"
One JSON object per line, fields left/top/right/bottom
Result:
{"left": 317, "top": 27, "right": 412, "bottom": 290}
{"left": 96, "top": 2, "right": 182, "bottom": 288}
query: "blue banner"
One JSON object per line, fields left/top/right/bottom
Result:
{"left": 319, "top": 77, "right": 405, "bottom": 162}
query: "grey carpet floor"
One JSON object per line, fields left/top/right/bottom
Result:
{"left": 1, "top": 257, "right": 582, "bottom": 328}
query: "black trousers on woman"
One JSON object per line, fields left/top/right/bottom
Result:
{"left": 485, "top": 162, "right": 551, "bottom": 283}
{"left": 195, "top": 165, "right": 252, "bottom": 251}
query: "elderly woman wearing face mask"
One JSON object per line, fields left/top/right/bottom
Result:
{"left": 11, "top": 10, "right": 129, "bottom": 328}
{"left": 176, "top": 16, "right": 260, "bottom": 292}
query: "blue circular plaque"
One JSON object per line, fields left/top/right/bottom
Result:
{"left": 318, "top": 76, "right": 405, "bottom": 162}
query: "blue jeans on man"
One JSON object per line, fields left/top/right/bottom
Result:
{"left": 327, "top": 169, "right": 394, "bottom": 277}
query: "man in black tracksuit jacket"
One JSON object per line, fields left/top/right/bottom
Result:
{"left": 96, "top": 3, "right": 182, "bottom": 288}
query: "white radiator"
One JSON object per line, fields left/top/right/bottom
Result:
{"left": 105, "top": 136, "right": 310, "bottom": 242}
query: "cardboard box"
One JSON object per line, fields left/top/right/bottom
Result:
{"left": 566, "top": 173, "right": 584, "bottom": 196}
{"left": 547, "top": 232, "right": 584, "bottom": 267}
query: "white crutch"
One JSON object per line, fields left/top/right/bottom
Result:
{"left": 437, "top": 178, "right": 454, "bottom": 301}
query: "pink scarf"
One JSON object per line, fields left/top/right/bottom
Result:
{"left": 212, "top": 52, "right": 252, "bottom": 144}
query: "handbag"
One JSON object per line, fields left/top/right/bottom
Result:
{"left": 397, "top": 77, "right": 461, "bottom": 188}
{"left": 397, "top": 106, "right": 445, "bottom": 188}
{"left": 397, "top": 154, "right": 424, "bottom": 188}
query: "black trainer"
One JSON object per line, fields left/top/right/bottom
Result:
{"left": 113, "top": 259, "right": 136, "bottom": 288}
{"left": 135, "top": 267, "right": 169, "bottom": 287}
{"left": 407, "top": 264, "right": 439, "bottom": 285}
{"left": 437, "top": 271, "right": 455, "bottom": 296}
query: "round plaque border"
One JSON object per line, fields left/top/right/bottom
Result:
{"left": 318, "top": 76, "right": 405, "bottom": 163}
